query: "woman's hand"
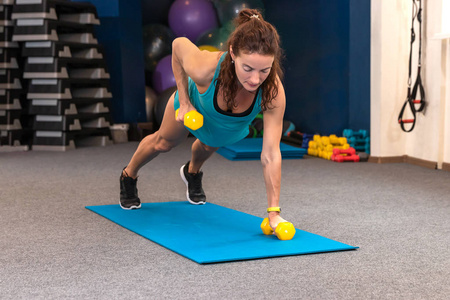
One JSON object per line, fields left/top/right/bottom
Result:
{"left": 176, "top": 102, "right": 197, "bottom": 123}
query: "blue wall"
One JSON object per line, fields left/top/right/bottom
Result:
{"left": 72, "top": 0, "right": 370, "bottom": 130}
{"left": 73, "top": 0, "right": 146, "bottom": 123}
{"left": 349, "top": 0, "right": 371, "bottom": 131}
{"left": 264, "top": 0, "right": 370, "bottom": 135}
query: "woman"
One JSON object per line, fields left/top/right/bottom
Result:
{"left": 120, "top": 9, "right": 290, "bottom": 231}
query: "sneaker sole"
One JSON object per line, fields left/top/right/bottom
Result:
{"left": 180, "top": 164, "right": 206, "bottom": 205}
{"left": 119, "top": 203, "right": 141, "bottom": 210}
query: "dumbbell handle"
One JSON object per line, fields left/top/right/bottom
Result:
{"left": 334, "top": 154, "right": 360, "bottom": 162}
{"left": 343, "top": 129, "right": 368, "bottom": 138}
{"left": 398, "top": 119, "right": 414, "bottom": 124}
{"left": 260, "top": 218, "right": 296, "bottom": 240}
{"left": 329, "top": 136, "right": 347, "bottom": 145}
{"left": 175, "top": 109, "right": 203, "bottom": 130}
{"left": 333, "top": 147, "right": 356, "bottom": 156}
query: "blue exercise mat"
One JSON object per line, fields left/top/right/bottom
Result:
{"left": 86, "top": 202, "right": 357, "bottom": 264}
{"left": 216, "top": 138, "right": 307, "bottom": 161}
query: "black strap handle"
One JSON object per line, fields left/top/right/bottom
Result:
{"left": 398, "top": 0, "right": 425, "bottom": 132}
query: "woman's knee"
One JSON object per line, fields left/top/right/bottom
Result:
{"left": 198, "top": 140, "right": 218, "bottom": 153}
{"left": 155, "top": 133, "right": 178, "bottom": 153}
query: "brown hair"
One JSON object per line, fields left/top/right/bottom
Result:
{"left": 216, "top": 8, "right": 284, "bottom": 111}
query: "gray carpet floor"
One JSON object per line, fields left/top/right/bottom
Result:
{"left": 1, "top": 137, "right": 449, "bottom": 299}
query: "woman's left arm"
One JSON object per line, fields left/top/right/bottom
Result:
{"left": 261, "top": 77, "right": 286, "bottom": 211}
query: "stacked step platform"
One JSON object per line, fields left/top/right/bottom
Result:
{"left": 0, "top": 0, "right": 30, "bottom": 151}
{"left": 11, "top": 0, "right": 113, "bottom": 151}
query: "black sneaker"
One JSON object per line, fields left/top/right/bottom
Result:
{"left": 120, "top": 168, "right": 141, "bottom": 210}
{"left": 180, "top": 161, "right": 206, "bottom": 205}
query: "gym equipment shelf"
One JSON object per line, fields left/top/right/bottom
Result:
{"left": 33, "top": 127, "right": 112, "bottom": 151}
{"left": 33, "top": 113, "right": 112, "bottom": 131}
{"left": 8, "top": 0, "right": 114, "bottom": 151}
{"left": 28, "top": 97, "right": 111, "bottom": 116}
{"left": 23, "top": 56, "right": 109, "bottom": 79}
{"left": 0, "top": 2, "right": 30, "bottom": 151}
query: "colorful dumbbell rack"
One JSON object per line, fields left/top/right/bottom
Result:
{"left": 307, "top": 134, "right": 351, "bottom": 161}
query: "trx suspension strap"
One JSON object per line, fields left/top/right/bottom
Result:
{"left": 398, "top": 0, "right": 426, "bottom": 132}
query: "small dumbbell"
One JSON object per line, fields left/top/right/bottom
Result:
{"left": 353, "top": 144, "right": 370, "bottom": 153}
{"left": 329, "top": 135, "right": 348, "bottom": 146}
{"left": 302, "top": 139, "right": 312, "bottom": 148}
{"left": 261, "top": 218, "right": 296, "bottom": 240}
{"left": 321, "top": 151, "right": 333, "bottom": 160}
{"left": 332, "top": 147, "right": 356, "bottom": 156}
{"left": 175, "top": 109, "right": 203, "bottom": 130}
{"left": 325, "top": 144, "right": 350, "bottom": 152}
{"left": 318, "top": 149, "right": 324, "bottom": 157}
{"left": 308, "top": 148, "right": 319, "bottom": 156}
{"left": 334, "top": 154, "right": 360, "bottom": 162}
{"left": 343, "top": 129, "right": 368, "bottom": 139}
{"left": 308, "top": 141, "right": 318, "bottom": 149}
{"left": 348, "top": 136, "right": 370, "bottom": 145}
{"left": 321, "top": 136, "right": 330, "bottom": 145}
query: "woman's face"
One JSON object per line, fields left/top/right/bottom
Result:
{"left": 231, "top": 50, "right": 274, "bottom": 92}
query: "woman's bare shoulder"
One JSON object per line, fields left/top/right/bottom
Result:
{"left": 187, "top": 50, "right": 224, "bottom": 87}
{"left": 177, "top": 39, "right": 224, "bottom": 82}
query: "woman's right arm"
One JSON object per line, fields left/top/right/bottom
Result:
{"left": 171, "top": 37, "right": 217, "bottom": 122}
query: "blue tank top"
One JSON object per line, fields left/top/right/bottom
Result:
{"left": 174, "top": 52, "right": 262, "bottom": 147}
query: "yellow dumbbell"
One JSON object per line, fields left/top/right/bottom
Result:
{"left": 321, "top": 136, "right": 331, "bottom": 145}
{"left": 326, "top": 144, "right": 350, "bottom": 151}
{"left": 175, "top": 109, "right": 203, "bottom": 130}
{"left": 275, "top": 222, "right": 296, "bottom": 240}
{"left": 308, "top": 141, "right": 317, "bottom": 149}
{"left": 260, "top": 218, "right": 296, "bottom": 240}
{"left": 335, "top": 143, "right": 350, "bottom": 150}
{"left": 322, "top": 151, "right": 333, "bottom": 160}
{"left": 329, "top": 135, "right": 347, "bottom": 146}
{"left": 308, "top": 148, "right": 318, "bottom": 156}
{"left": 260, "top": 218, "right": 274, "bottom": 235}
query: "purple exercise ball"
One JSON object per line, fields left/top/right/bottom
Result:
{"left": 168, "top": 0, "right": 219, "bottom": 42}
{"left": 152, "top": 55, "right": 176, "bottom": 94}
